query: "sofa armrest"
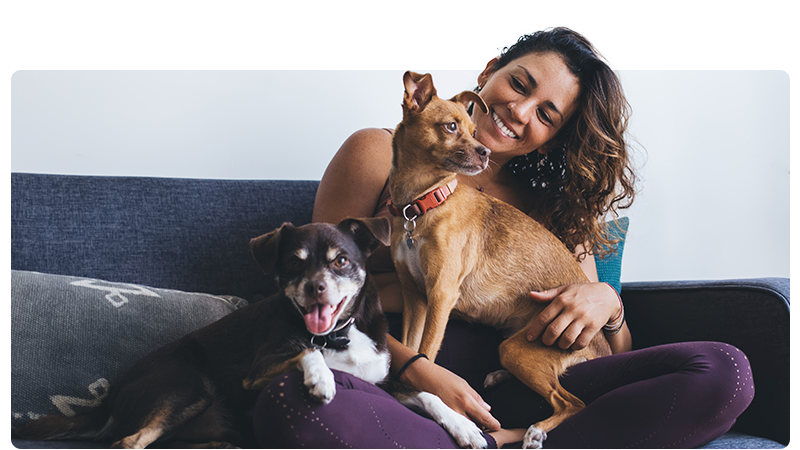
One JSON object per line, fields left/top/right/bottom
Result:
{"left": 621, "top": 278, "right": 789, "bottom": 445}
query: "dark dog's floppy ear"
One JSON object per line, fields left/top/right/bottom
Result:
{"left": 337, "top": 217, "right": 391, "bottom": 255}
{"left": 452, "top": 90, "right": 488, "bottom": 114}
{"left": 250, "top": 222, "right": 295, "bottom": 274}
{"left": 403, "top": 71, "right": 437, "bottom": 114}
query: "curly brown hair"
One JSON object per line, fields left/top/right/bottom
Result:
{"left": 498, "top": 27, "right": 637, "bottom": 260}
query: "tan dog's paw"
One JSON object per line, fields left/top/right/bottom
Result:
{"left": 483, "top": 369, "right": 513, "bottom": 389}
{"left": 522, "top": 426, "right": 547, "bottom": 449}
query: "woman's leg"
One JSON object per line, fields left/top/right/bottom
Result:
{"left": 253, "top": 368, "right": 497, "bottom": 449}
{"left": 414, "top": 315, "right": 754, "bottom": 448}
{"left": 482, "top": 341, "right": 754, "bottom": 448}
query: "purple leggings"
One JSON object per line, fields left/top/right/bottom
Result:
{"left": 253, "top": 318, "right": 753, "bottom": 448}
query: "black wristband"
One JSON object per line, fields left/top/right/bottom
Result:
{"left": 394, "top": 353, "right": 428, "bottom": 381}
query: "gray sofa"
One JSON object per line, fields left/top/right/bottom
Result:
{"left": 10, "top": 172, "right": 788, "bottom": 448}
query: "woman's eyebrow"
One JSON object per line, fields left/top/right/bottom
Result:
{"left": 518, "top": 65, "right": 565, "bottom": 122}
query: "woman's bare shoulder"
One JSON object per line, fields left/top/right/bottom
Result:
{"left": 313, "top": 128, "right": 394, "bottom": 223}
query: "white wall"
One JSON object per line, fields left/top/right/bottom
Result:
{"left": 10, "top": 70, "right": 789, "bottom": 283}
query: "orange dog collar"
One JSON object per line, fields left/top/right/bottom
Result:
{"left": 387, "top": 179, "right": 458, "bottom": 219}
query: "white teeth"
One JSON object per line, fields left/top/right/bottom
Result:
{"left": 492, "top": 111, "right": 518, "bottom": 139}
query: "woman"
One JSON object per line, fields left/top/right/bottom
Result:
{"left": 253, "top": 28, "right": 753, "bottom": 448}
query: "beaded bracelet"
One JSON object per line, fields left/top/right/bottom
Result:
{"left": 602, "top": 282, "right": 625, "bottom": 335}
{"left": 394, "top": 353, "right": 428, "bottom": 381}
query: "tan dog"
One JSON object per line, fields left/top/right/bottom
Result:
{"left": 388, "top": 71, "right": 611, "bottom": 448}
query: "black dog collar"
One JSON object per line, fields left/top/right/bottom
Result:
{"left": 310, "top": 317, "right": 355, "bottom": 350}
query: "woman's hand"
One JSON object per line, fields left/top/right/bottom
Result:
{"left": 526, "top": 282, "right": 622, "bottom": 350}
{"left": 388, "top": 335, "right": 500, "bottom": 432}
{"left": 404, "top": 356, "right": 502, "bottom": 432}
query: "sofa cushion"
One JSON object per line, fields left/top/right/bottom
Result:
{"left": 11, "top": 173, "right": 321, "bottom": 301}
{"left": 10, "top": 270, "right": 248, "bottom": 430}
{"left": 594, "top": 217, "right": 629, "bottom": 293}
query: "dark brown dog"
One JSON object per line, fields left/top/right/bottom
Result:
{"left": 14, "top": 218, "right": 488, "bottom": 448}
{"left": 388, "top": 71, "right": 611, "bottom": 448}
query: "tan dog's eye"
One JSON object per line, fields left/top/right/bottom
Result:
{"left": 444, "top": 122, "right": 458, "bottom": 133}
{"left": 333, "top": 256, "right": 349, "bottom": 268}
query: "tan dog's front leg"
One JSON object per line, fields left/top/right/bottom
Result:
{"left": 416, "top": 270, "right": 463, "bottom": 360}
{"left": 396, "top": 263, "right": 428, "bottom": 352}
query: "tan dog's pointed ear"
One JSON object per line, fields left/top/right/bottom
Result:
{"left": 337, "top": 217, "right": 392, "bottom": 255}
{"left": 452, "top": 90, "right": 488, "bottom": 114}
{"left": 250, "top": 222, "right": 295, "bottom": 274}
{"left": 403, "top": 71, "right": 437, "bottom": 114}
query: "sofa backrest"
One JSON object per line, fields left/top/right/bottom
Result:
{"left": 11, "top": 173, "right": 320, "bottom": 301}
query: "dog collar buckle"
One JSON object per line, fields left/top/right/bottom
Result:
{"left": 388, "top": 179, "right": 458, "bottom": 248}
{"left": 310, "top": 317, "right": 355, "bottom": 350}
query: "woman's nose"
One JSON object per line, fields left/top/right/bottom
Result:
{"left": 509, "top": 99, "right": 534, "bottom": 123}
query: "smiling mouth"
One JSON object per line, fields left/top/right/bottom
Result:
{"left": 298, "top": 297, "right": 347, "bottom": 335}
{"left": 492, "top": 110, "right": 519, "bottom": 139}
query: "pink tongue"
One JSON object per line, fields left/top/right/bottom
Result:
{"left": 304, "top": 303, "right": 335, "bottom": 334}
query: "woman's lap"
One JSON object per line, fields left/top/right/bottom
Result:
{"left": 253, "top": 368, "right": 493, "bottom": 449}
{"left": 254, "top": 317, "right": 753, "bottom": 448}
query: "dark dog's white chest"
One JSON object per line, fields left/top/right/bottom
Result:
{"left": 322, "top": 327, "right": 390, "bottom": 384}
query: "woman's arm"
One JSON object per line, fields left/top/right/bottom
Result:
{"left": 527, "top": 245, "right": 633, "bottom": 354}
{"left": 312, "top": 128, "right": 394, "bottom": 224}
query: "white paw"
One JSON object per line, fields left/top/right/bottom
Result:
{"left": 442, "top": 413, "right": 487, "bottom": 449}
{"left": 403, "top": 392, "right": 487, "bottom": 448}
{"left": 305, "top": 365, "right": 336, "bottom": 403}
{"left": 300, "top": 350, "right": 336, "bottom": 403}
{"left": 483, "top": 369, "right": 513, "bottom": 388}
{"left": 522, "top": 426, "right": 547, "bottom": 449}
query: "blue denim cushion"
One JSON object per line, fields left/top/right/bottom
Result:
{"left": 11, "top": 174, "right": 320, "bottom": 301}
{"left": 11, "top": 270, "right": 248, "bottom": 431}
{"left": 594, "top": 217, "right": 629, "bottom": 293}
{"left": 700, "top": 431, "right": 785, "bottom": 449}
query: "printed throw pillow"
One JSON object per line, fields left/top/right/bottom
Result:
{"left": 594, "top": 217, "right": 630, "bottom": 293}
{"left": 10, "top": 270, "right": 248, "bottom": 430}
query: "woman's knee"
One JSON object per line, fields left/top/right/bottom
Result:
{"left": 699, "top": 342, "right": 754, "bottom": 414}
{"left": 668, "top": 341, "right": 754, "bottom": 424}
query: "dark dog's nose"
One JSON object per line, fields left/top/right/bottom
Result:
{"left": 476, "top": 146, "right": 490, "bottom": 157}
{"left": 306, "top": 279, "right": 327, "bottom": 298}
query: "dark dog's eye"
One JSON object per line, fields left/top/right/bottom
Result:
{"left": 444, "top": 122, "right": 458, "bottom": 133}
{"left": 333, "top": 256, "right": 349, "bottom": 268}
{"left": 285, "top": 257, "right": 304, "bottom": 271}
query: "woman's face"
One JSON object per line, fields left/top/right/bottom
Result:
{"left": 473, "top": 51, "right": 581, "bottom": 165}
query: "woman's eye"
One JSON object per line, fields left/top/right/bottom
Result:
{"left": 444, "top": 122, "right": 458, "bottom": 133}
{"left": 538, "top": 108, "right": 553, "bottom": 125}
{"left": 511, "top": 76, "right": 525, "bottom": 92}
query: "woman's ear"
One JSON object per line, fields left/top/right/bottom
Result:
{"left": 477, "top": 57, "right": 500, "bottom": 88}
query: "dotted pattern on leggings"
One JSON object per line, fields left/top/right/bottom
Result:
{"left": 625, "top": 342, "right": 755, "bottom": 449}
{"left": 263, "top": 377, "right": 352, "bottom": 448}
{"left": 262, "top": 373, "right": 451, "bottom": 448}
